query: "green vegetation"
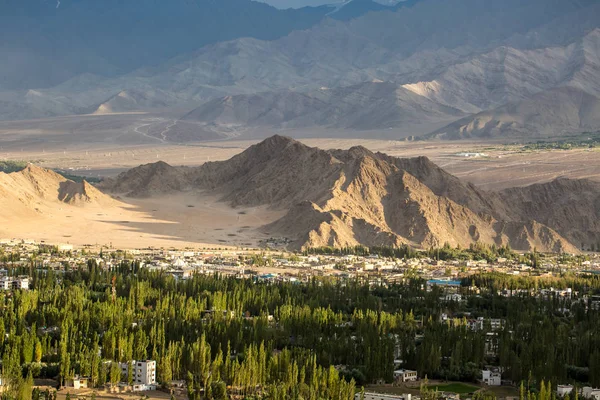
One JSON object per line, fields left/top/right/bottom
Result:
{"left": 304, "top": 242, "right": 517, "bottom": 263}
{"left": 0, "top": 160, "right": 27, "bottom": 173}
{"left": 520, "top": 132, "right": 600, "bottom": 151}
{"left": 0, "top": 259, "right": 598, "bottom": 399}
{"left": 305, "top": 243, "right": 596, "bottom": 266}
{"left": 303, "top": 244, "right": 419, "bottom": 259}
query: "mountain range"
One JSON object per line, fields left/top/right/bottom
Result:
{"left": 0, "top": 0, "right": 599, "bottom": 140}
{"left": 98, "top": 135, "right": 600, "bottom": 252}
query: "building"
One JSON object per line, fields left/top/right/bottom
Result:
{"left": 65, "top": 376, "right": 89, "bottom": 389}
{"left": 393, "top": 369, "right": 418, "bottom": 383}
{"left": 120, "top": 360, "right": 157, "bottom": 390}
{"left": 482, "top": 369, "right": 501, "bottom": 386}
{"left": 357, "top": 393, "right": 413, "bottom": 400}
{"left": 557, "top": 385, "right": 574, "bottom": 397}
{"left": 426, "top": 279, "right": 461, "bottom": 292}
{"left": 14, "top": 276, "right": 29, "bottom": 290}
{"left": 484, "top": 332, "right": 499, "bottom": 357}
{"left": 444, "top": 294, "right": 463, "bottom": 302}
{"left": 469, "top": 317, "right": 504, "bottom": 331}
{"left": 582, "top": 387, "right": 600, "bottom": 400}
{"left": 0, "top": 276, "right": 29, "bottom": 290}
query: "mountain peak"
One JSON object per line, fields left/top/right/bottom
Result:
{"left": 346, "top": 145, "right": 375, "bottom": 158}
{"left": 21, "top": 163, "right": 65, "bottom": 182}
{"left": 255, "top": 135, "right": 300, "bottom": 150}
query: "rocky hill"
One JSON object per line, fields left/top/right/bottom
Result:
{"left": 101, "top": 135, "right": 593, "bottom": 252}
{"left": 0, "top": 164, "right": 115, "bottom": 218}
{"left": 499, "top": 178, "right": 600, "bottom": 251}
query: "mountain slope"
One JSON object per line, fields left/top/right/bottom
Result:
{"left": 100, "top": 136, "right": 587, "bottom": 252}
{"left": 0, "top": 0, "right": 330, "bottom": 90}
{"left": 181, "top": 81, "right": 465, "bottom": 131}
{"left": 92, "top": 89, "right": 176, "bottom": 114}
{"left": 0, "top": 164, "right": 115, "bottom": 220}
{"left": 500, "top": 178, "right": 600, "bottom": 251}
{"left": 3, "top": 0, "right": 598, "bottom": 126}
{"left": 430, "top": 86, "right": 600, "bottom": 139}
{"left": 403, "top": 29, "right": 600, "bottom": 114}
{"left": 97, "top": 161, "right": 192, "bottom": 198}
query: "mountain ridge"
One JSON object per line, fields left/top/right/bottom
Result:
{"left": 2, "top": 0, "right": 598, "bottom": 139}
{"left": 99, "top": 135, "right": 595, "bottom": 252}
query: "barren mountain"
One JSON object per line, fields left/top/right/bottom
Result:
{"left": 101, "top": 135, "right": 590, "bottom": 252}
{"left": 0, "top": 0, "right": 331, "bottom": 90}
{"left": 403, "top": 29, "right": 600, "bottom": 114}
{"left": 181, "top": 82, "right": 464, "bottom": 131}
{"left": 2, "top": 0, "right": 598, "bottom": 135}
{"left": 0, "top": 164, "right": 114, "bottom": 219}
{"left": 97, "top": 161, "right": 192, "bottom": 198}
{"left": 175, "top": 28, "right": 600, "bottom": 136}
{"left": 500, "top": 178, "right": 600, "bottom": 251}
{"left": 430, "top": 86, "right": 600, "bottom": 139}
{"left": 93, "top": 89, "right": 176, "bottom": 115}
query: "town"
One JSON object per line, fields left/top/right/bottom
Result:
{"left": 0, "top": 239, "right": 599, "bottom": 400}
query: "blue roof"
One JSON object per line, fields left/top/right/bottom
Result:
{"left": 427, "top": 279, "right": 461, "bottom": 286}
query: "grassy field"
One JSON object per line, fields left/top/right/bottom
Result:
{"left": 485, "top": 385, "right": 520, "bottom": 398}
{"left": 427, "top": 383, "right": 480, "bottom": 394}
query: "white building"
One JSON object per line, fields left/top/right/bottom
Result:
{"left": 470, "top": 317, "right": 504, "bottom": 331}
{"left": 357, "top": 393, "right": 412, "bottom": 400}
{"left": 482, "top": 369, "right": 501, "bottom": 386}
{"left": 120, "top": 360, "right": 157, "bottom": 390}
{"left": 393, "top": 369, "right": 418, "bottom": 383}
{"left": 0, "top": 277, "right": 10, "bottom": 290}
{"left": 65, "top": 376, "right": 89, "bottom": 389}
{"left": 0, "top": 276, "right": 29, "bottom": 290}
{"left": 582, "top": 387, "right": 600, "bottom": 400}
{"left": 444, "top": 294, "right": 462, "bottom": 302}
{"left": 14, "top": 277, "right": 29, "bottom": 290}
{"left": 557, "top": 385, "right": 574, "bottom": 397}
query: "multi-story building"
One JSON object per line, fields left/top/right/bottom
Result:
{"left": 14, "top": 276, "right": 29, "bottom": 290}
{"left": 393, "top": 369, "right": 418, "bottom": 384}
{"left": 0, "top": 277, "right": 10, "bottom": 290}
{"left": 120, "top": 360, "right": 157, "bottom": 390}
{"left": 0, "top": 276, "right": 29, "bottom": 290}
{"left": 482, "top": 369, "right": 501, "bottom": 386}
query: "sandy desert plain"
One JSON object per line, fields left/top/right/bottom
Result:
{"left": 1, "top": 113, "right": 599, "bottom": 250}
